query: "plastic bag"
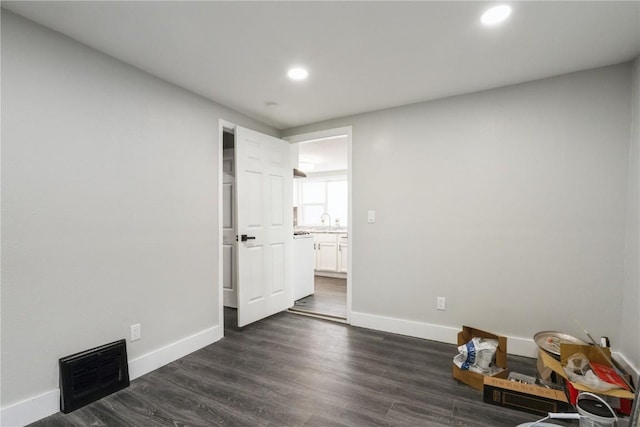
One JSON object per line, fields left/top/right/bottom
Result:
{"left": 453, "top": 337, "right": 499, "bottom": 374}
{"left": 565, "top": 352, "right": 590, "bottom": 375}
{"left": 563, "top": 352, "right": 621, "bottom": 392}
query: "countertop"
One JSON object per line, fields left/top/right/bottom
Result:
{"left": 295, "top": 228, "right": 348, "bottom": 234}
{"left": 293, "top": 234, "right": 314, "bottom": 239}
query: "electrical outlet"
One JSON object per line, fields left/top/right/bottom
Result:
{"left": 130, "top": 324, "right": 141, "bottom": 341}
{"left": 437, "top": 297, "right": 446, "bottom": 311}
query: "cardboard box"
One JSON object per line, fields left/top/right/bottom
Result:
{"left": 452, "top": 326, "right": 508, "bottom": 390}
{"left": 537, "top": 345, "right": 635, "bottom": 414}
{"left": 536, "top": 351, "right": 559, "bottom": 383}
{"left": 483, "top": 376, "right": 571, "bottom": 416}
{"left": 565, "top": 378, "right": 633, "bottom": 415}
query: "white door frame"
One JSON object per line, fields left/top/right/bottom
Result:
{"left": 218, "top": 119, "right": 236, "bottom": 331}
{"left": 284, "top": 126, "right": 353, "bottom": 324}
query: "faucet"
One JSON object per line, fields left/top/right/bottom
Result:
{"left": 320, "top": 213, "right": 331, "bottom": 228}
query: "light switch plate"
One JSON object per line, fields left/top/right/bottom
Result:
{"left": 368, "top": 210, "right": 376, "bottom": 223}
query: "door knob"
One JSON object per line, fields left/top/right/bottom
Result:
{"left": 240, "top": 234, "right": 256, "bottom": 242}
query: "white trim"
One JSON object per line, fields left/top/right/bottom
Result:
{"left": 346, "top": 128, "right": 352, "bottom": 325}
{"left": 1, "top": 325, "right": 223, "bottom": 427}
{"left": 128, "top": 324, "right": 223, "bottom": 380}
{"left": 350, "top": 311, "right": 540, "bottom": 357}
{"left": 506, "top": 335, "right": 541, "bottom": 358}
{"left": 351, "top": 311, "right": 459, "bottom": 345}
{"left": 1, "top": 389, "right": 60, "bottom": 427}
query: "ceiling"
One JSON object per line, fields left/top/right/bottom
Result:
{"left": 298, "top": 136, "right": 348, "bottom": 173}
{"left": 3, "top": 1, "right": 639, "bottom": 130}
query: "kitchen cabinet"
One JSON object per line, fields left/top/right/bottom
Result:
{"left": 292, "top": 235, "right": 315, "bottom": 300}
{"left": 311, "top": 232, "right": 348, "bottom": 274}
{"left": 338, "top": 235, "right": 348, "bottom": 273}
{"left": 315, "top": 233, "right": 338, "bottom": 271}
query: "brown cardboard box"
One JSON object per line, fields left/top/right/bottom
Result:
{"left": 536, "top": 351, "right": 564, "bottom": 387}
{"left": 452, "top": 326, "right": 508, "bottom": 390}
{"left": 536, "top": 351, "right": 556, "bottom": 382}
{"left": 483, "top": 376, "right": 570, "bottom": 416}
{"left": 537, "top": 345, "right": 634, "bottom": 410}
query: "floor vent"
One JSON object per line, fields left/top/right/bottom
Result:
{"left": 59, "top": 339, "right": 130, "bottom": 413}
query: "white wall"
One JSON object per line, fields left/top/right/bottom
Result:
{"left": 621, "top": 57, "right": 640, "bottom": 371}
{"left": 1, "top": 10, "right": 276, "bottom": 419}
{"left": 284, "top": 63, "right": 633, "bottom": 357}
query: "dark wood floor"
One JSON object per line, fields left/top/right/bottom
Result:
{"left": 291, "top": 276, "right": 347, "bottom": 319}
{"left": 29, "top": 309, "right": 574, "bottom": 427}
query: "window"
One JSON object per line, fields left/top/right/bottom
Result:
{"left": 299, "top": 177, "right": 347, "bottom": 226}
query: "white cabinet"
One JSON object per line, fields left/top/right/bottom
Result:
{"left": 292, "top": 236, "right": 315, "bottom": 300}
{"left": 315, "top": 233, "right": 338, "bottom": 271}
{"left": 311, "top": 232, "right": 348, "bottom": 274}
{"left": 338, "top": 235, "right": 348, "bottom": 273}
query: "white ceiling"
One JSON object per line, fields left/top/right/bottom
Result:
{"left": 3, "top": 1, "right": 639, "bottom": 130}
{"left": 298, "top": 136, "right": 348, "bottom": 173}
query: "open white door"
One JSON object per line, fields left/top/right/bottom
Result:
{"left": 222, "top": 147, "right": 237, "bottom": 308}
{"left": 235, "top": 126, "right": 293, "bottom": 327}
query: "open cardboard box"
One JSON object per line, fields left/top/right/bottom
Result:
{"left": 538, "top": 344, "right": 635, "bottom": 414}
{"left": 483, "top": 376, "right": 570, "bottom": 416}
{"left": 452, "top": 326, "right": 508, "bottom": 390}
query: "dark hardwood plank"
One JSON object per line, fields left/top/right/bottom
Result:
{"left": 28, "top": 308, "right": 575, "bottom": 427}
{"left": 386, "top": 401, "right": 456, "bottom": 426}
{"left": 292, "top": 276, "right": 347, "bottom": 318}
{"left": 302, "top": 414, "right": 349, "bottom": 427}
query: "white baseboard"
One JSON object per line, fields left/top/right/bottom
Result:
{"left": 0, "top": 324, "right": 223, "bottom": 427}
{"left": 350, "top": 311, "right": 540, "bottom": 358}
{"left": 505, "top": 334, "right": 540, "bottom": 358}
{"left": 351, "top": 311, "right": 460, "bottom": 345}
{"left": 0, "top": 389, "right": 60, "bottom": 427}
{"left": 128, "top": 324, "right": 222, "bottom": 380}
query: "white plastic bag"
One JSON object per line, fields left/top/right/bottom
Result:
{"left": 453, "top": 337, "right": 499, "bottom": 374}
{"left": 563, "top": 352, "right": 621, "bottom": 392}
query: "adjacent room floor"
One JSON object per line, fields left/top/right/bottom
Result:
{"left": 27, "top": 308, "right": 571, "bottom": 427}
{"left": 291, "top": 276, "right": 347, "bottom": 319}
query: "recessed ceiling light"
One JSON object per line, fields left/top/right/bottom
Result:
{"left": 481, "top": 5, "right": 512, "bottom": 26}
{"left": 287, "top": 67, "right": 309, "bottom": 81}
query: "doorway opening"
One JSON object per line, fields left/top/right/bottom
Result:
{"left": 286, "top": 127, "right": 353, "bottom": 323}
